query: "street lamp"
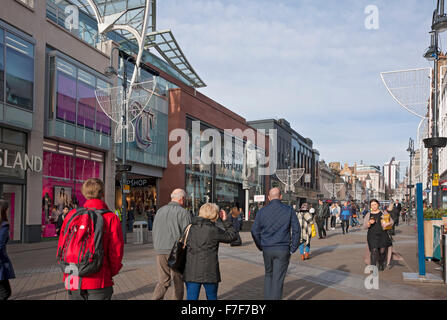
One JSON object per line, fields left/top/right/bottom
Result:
{"left": 105, "top": 47, "right": 133, "bottom": 243}
{"left": 407, "top": 138, "right": 416, "bottom": 215}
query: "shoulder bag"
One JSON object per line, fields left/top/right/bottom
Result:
{"left": 167, "top": 224, "right": 192, "bottom": 274}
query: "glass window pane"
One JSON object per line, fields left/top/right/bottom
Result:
{"left": 0, "top": 29, "right": 4, "bottom": 102}
{"left": 56, "top": 59, "right": 76, "bottom": 123}
{"left": 5, "top": 32, "right": 34, "bottom": 109}
{"left": 77, "top": 69, "right": 95, "bottom": 129}
{"left": 96, "top": 79, "right": 111, "bottom": 135}
{"left": 2, "top": 128, "right": 25, "bottom": 146}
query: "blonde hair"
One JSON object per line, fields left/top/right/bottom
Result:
{"left": 81, "top": 178, "right": 105, "bottom": 200}
{"left": 199, "top": 203, "right": 219, "bottom": 222}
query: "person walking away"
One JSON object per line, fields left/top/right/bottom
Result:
{"left": 0, "top": 200, "right": 15, "bottom": 300}
{"left": 363, "top": 199, "right": 393, "bottom": 271}
{"left": 127, "top": 206, "right": 135, "bottom": 233}
{"left": 351, "top": 204, "right": 360, "bottom": 228}
{"left": 391, "top": 200, "right": 401, "bottom": 234}
{"left": 183, "top": 204, "right": 236, "bottom": 300}
{"left": 251, "top": 188, "right": 300, "bottom": 300}
{"left": 152, "top": 189, "right": 192, "bottom": 300}
{"left": 315, "top": 199, "right": 327, "bottom": 239}
{"left": 55, "top": 206, "right": 70, "bottom": 237}
{"left": 340, "top": 202, "right": 352, "bottom": 234}
{"left": 330, "top": 203, "right": 338, "bottom": 230}
{"left": 57, "top": 178, "right": 124, "bottom": 300}
{"left": 297, "top": 203, "right": 314, "bottom": 260}
{"left": 229, "top": 207, "right": 242, "bottom": 246}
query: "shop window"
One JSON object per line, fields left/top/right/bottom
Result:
{"left": 77, "top": 69, "right": 96, "bottom": 129}
{"left": 56, "top": 60, "right": 76, "bottom": 123}
{"left": 2, "top": 128, "right": 26, "bottom": 146}
{"left": 0, "top": 29, "right": 4, "bottom": 102}
{"left": 5, "top": 32, "right": 34, "bottom": 109}
{"left": 96, "top": 79, "right": 111, "bottom": 135}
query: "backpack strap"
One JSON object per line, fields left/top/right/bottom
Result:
{"left": 182, "top": 224, "right": 192, "bottom": 249}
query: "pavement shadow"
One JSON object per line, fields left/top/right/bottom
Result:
{"left": 307, "top": 244, "right": 339, "bottom": 259}
{"left": 114, "top": 284, "right": 156, "bottom": 300}
{"left": 11, "top": 282, "right": 64, "bottom": 300}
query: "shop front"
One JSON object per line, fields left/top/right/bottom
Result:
{"left": 115, "top": 175, "right": 157, "bottom": 222}
{"left": 0, "top": 128, "right": 33, "bottom": 243}
{"left": 41, "top": 139, "right": 105, "bottom": 238}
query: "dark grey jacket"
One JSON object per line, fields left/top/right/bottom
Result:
{"left": 0, "top": 222, "right": 15, "bottom": 281}
{"left": 152, "top": 202, "right": 192, "bottom": 254}
{"left": 183, "top": 216, "right": 236, "bottom": 284}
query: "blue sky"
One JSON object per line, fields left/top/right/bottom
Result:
{"left": 157, "top": 0, "right": 439, "bottom": 172}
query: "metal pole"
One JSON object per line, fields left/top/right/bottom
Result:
{"left": 409, "top": 140, "right": 413, "bottom": 216}
{"left": 121, "top": 56, "right": 128, "bottom": 244}
{"left": 288, "top": 157, "right": 291, "bottom": 206}
{"left": 416, "top": 183, "right": 426, "bottom": 276}
{"left": 442, "top": 233, "right": 446, "bottom": 283}
{"left": 432, "top": 47, "right": 440, "bottom": 209}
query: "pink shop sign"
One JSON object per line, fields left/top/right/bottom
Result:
{"left": 0, "top": 149, "right": 42, "bottom": 173}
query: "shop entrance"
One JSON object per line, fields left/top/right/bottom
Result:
{"left": 0, "top": 183, "right": 24, "bottom": 243}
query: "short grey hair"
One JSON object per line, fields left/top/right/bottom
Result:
{"left": 171, "top": 189, "right": 186, "bottom": 200}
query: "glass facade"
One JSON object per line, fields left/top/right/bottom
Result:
{"left": 41, "top": 139, "right": 104, "bottom": 238}
{"left": 0, "top": 29, "right": 3, "bottom": 103}
{"left": 185, "top": 117, "right": 265, "bottom": 215}
{"left": 51, "top": 58, "right": 111, "bottom": 135}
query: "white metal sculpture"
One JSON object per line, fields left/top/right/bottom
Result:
{"left": 275, "top": 169, "right": 305, "bottom": 193}
{"left": 323, "top": 183, "right": 345, "bottom": 198}
{"left": 380, "top": 68, "right": 432, "bottom": 119}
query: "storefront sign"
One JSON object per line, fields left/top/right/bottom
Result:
{"left": 126, "top": 179, "right": 150, "bottom": 188}
{"left": 433, "top": 174, "right": 440, "bottom": 187}
{"left": 304, "top": 174, "right": 311, "bottom": 183}
{"left": 135, "top": 110, "right": 155, "bottom": 151}
{"left": 123, "top": 185, "right": 131, "bottom": 194}
{"left": 0, "top": 149, "right": 42, "bottom": 173}
{"left": 254, "top": 195, "right": 265, "bottom": 202}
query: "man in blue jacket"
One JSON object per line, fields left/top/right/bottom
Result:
{"left": 251, "top": 188, "right": 301, "bottom": 300}
{"left": 340, "top": 201, "right": 352, "bottom": 234}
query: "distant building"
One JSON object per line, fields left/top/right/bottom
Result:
{"left": 383, "top": 159, "right": 401, "bottom": 190}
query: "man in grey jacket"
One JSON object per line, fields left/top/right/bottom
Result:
{"left": 152, "top": 189, "right": 191, "bottom": 300}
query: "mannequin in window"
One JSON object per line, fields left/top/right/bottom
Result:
{"left": 58, "top": 188, "right": 69, "bottom": 213}
{"left": 42, "top": 193, "right": 52, "bottom": 223}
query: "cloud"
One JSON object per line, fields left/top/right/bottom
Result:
{"left": 157, "top": 0, "right": 438, "bottom": 170}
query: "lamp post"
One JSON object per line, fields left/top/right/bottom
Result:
{"left": 426, "top": 3, "right": 447, "bottom": 209}
{"left": 407, "top": 138, "right": 415, "bottom": 216}
{"left": 105, "top": 47, "right": 133, "bottom": 243}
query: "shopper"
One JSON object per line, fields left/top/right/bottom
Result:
{"left": 183, "top": 204, "right": 236, "bottom": 300}
{"left": 296, "top": 203, "right": 314, "bottom": 260}
{"left": 228, "top": 207, "right": 242, "bottom": 246}
{"left": 389, "top": 201, "right": 400, "bottom": 235}
{"left": 330, "top": 203, "right": 339, "bottom": 230}
{"left": 363, "top": 199, "right": 393, "bottom": 271}
{"left": 315, "top": 199, "right": 328, "bottom": 239}
{"left": 0, "top": 200, "right": 15, "bottom": 300}
{"left": 55, "top": 205, "right": 70, "bottom": 237}
{"left": 57, "top": 178, "right": 124, "bottom": 300}
{"left": 340, "top": 201, "right": 352, "bottom": 234}
{"left": 152, "top": 189, "right": 192, "bottom": 300}
{"left": 351, "top": 204, "right": 360, "bottom": 228}
{"left": 251, "top": 188, "right": 300, "bottom": 300}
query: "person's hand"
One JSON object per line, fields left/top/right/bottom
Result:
{"left": 369, "top": 219, "right": 375, "bottom": 225}
{"left": 220, "top": 209, "right": 227, "bottom": 221}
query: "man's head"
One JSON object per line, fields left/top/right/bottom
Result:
{"left": 82, "top": 178, "right": 105, "bottom": 200}
{"left": 268, "top": 188, "right": 282, "bottom": 201}
{"left": 171, "top": 188, "right": 186, "bottom": 207}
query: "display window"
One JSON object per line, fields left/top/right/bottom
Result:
{"left": 41, "top": 139, "right": 104, "bottom": 238}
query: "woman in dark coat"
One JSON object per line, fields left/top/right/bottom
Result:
{"left": 363, "top": 199, "right": 393, "bottom": 271}
{"left": 183, "top": 203, "right": 236, "bottom": 300}
{"left": 0, "top": 200, "right": 15, "bottom": 300}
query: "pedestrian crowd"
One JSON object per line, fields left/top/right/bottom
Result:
{"left": 0, "top": 179, "right": 409, "bottom": 301}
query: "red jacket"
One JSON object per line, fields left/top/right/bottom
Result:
{"left": 58, "top": 199, "right": 124, "bottom": 290}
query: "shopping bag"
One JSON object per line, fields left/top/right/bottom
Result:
{"left": 311, "top": 223, "right": 316, "bottom": 238}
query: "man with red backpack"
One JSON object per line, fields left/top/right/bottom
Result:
{"left": 57, "top": 178, "right": 124, "bottom": 300}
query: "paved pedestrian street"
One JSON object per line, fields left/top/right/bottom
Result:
{"left": 6, "top": 218, "right": 446, "bottom": 300}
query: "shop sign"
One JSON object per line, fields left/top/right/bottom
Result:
{"left": 123, "top": 185, "right": 131, "bottom": 194}
{"left": 304, "top": 174, "right": 311, "bottom": 183}
{"left": 135, "top": 110, "right": 155, "bottom": 151}
{"left": 254, "top": 195, "right": 265, "bottom": 202}
{"left": 126, "top": 179, "right": 150, "bottom": 188}
{"left": 433, "top": 174, "right": 440, "bottom": 187}
{"left": 0, "top": 149, "right": 42, "bottom": 173}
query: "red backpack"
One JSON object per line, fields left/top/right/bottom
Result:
{"left": 56, "top": 208, "right": 110, "bottom": 278}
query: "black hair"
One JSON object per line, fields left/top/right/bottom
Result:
{"left": 369, "top": 199, "right": 380, "bottom": 206}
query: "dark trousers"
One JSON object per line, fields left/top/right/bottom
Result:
{"left": 341, "top": 220, "right": 349, "bottom": 234}
{"left": 315, "top": 218, "right": 326, "bottom": 238}
{"left": 330, "top": 216, "right": 336, "bottom": 228}
{"left": 262, "top": 249, "right": 290, "bottom": 300}
{"left": 325, "top": 217, "right": 330, "bottom": 230}
{"left": 370, "top": 247, "right": 388, "bottom": 268}
{"left": 0, "top": 280, "right": 11, "bottom": 300}
{"left": 68, "top": 286, "right": 113, "bottom": 300}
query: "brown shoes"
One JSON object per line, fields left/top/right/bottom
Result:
{"left": 301, "top": 254, "right": 305, "bottom": 261}
{"left": 305, "top": 253, "right": 310, "bottom": 260}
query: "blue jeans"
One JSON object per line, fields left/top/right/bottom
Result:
{"left": 185, "top": 282, "right": 218, "bottom": 300}
{"left": 262, "top": 249, "right": 290, "bottom": 300}
{"left": 299, "top": 243, "right": 310, "bottom": 254}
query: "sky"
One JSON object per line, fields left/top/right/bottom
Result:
{"left": 157, "top": 0, "right": 440, "bottom": 174}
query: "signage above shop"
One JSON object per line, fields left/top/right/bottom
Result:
{"left": 254, "top": 195, "right": 265, "bottom": 202}
{"left": 126, "top": 179, "right": 151, "bottom": 188}
{"left": 0, "top": 149, "right": 42, "bottom": 173}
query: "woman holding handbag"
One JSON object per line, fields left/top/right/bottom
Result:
{"left": 296, "top": 203, "right": 315, "bottom": 261}
{"left": 363, "top": 199, "right": 393, "bottom": 271}
{"left": 182, "top": 203, "right": 236, "bottom": 300}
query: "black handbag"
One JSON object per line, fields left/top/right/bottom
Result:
{"left": 167, "top": 224, "right": 192, "bottom": 273}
